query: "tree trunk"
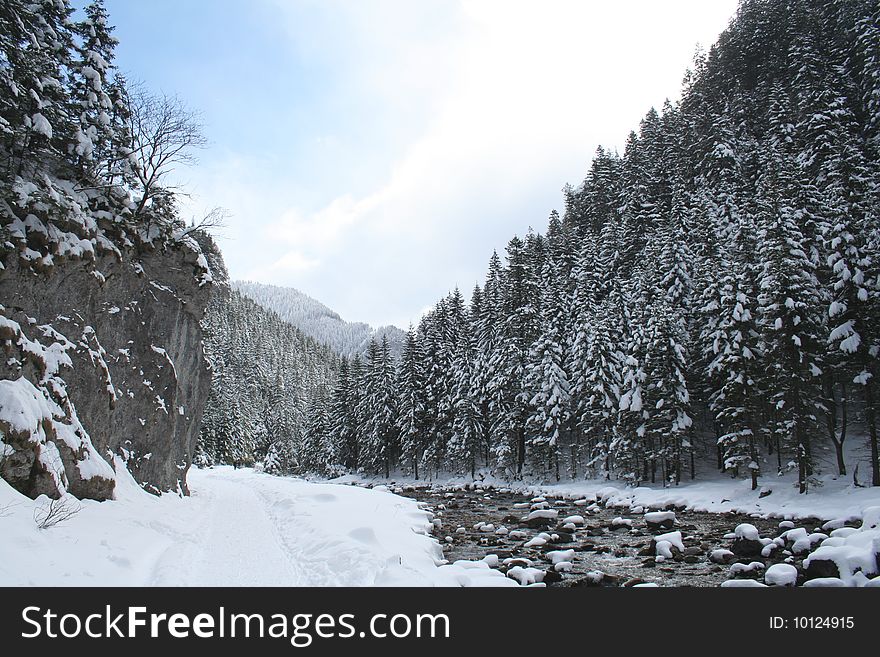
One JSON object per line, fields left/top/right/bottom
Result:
{"left": 516, "top": 425, "right": 525, "bottom": 476}
{"left": 865, "top": 378, "right": 879, "bottom": 487}
{"left": 833, "top": 441, "right": 846, "bottom": 478}
{"left": 797, "top": 443, "right": 807, "bottom": 494}
{"left": 824, "top": 379, "right": 848, "bottom": 476}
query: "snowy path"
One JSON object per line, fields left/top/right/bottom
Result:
{"left": 0, "top": 465, "right": 513, "bottom": 587}
{"left": 149, "top": 472, "right": 305, "bottom": 586}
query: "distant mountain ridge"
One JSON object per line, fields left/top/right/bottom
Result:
{"left": 232, "top": 281, "right": 406, "bottom": 359}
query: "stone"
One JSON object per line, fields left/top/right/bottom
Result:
{"left": 645, "top": 511, "right": 676, "bottom": 531}
{"left": 709, "top": 549, "right": 735, "bottom": 564}
{"left": 542, "top": 569, "right": 563, "bottom": 584}
{"left": 731, "top": 537, "right": 764, "bottom": 558}
{"left": 572, "top": 571, "right": 619, "bottom": 587}
{"left": 803, "top": 557, "right": 840, "bottom": 581}
{"left": 0, "top": 233, "right": 211, "bottom": 500}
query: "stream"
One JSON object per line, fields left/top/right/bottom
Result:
{"left": 393, "top": 484, "right": 830, "bottom": 587}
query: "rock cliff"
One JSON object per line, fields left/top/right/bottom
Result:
{"left": 0, "top": 180, "right": 212, "bottom": 500}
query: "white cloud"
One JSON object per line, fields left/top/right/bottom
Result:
{"left": 182, "top": 0, "right": 739, "bottom": 328}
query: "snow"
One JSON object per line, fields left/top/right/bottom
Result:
{"left": 232, "top": 281, "right": 406, "bottom": 359}
{"left": 506, "top": 566, "right": 545, "bottom": 586}
{"left": 524, "top": 535, "right": 549, "bottom": 548}
{"left": 645, "top": 511, "right": 676, "bottom": 525}
{"left": 0, "top": 466, "right": 516, "bottom": 587}
{"left": 546, "top": 549, "right": 575, "bottom": 565}
{"left": 709, "top": 549, "right": 734, "bottom": 564}
{"left": 764, "top": 563, "right": 798, "bottom": 586}
{"left": 357, "top": 459, "right": 880, "bottom": 526}
{"left": 802, "top": 508, "right": 880, "bottom": 586}
{"left": 729, "top": 562, "right": 765, "bottom": 576}
{"left": 734, "top": 523, "right": 761, "bottom": 541}
{"left": 654, "top": 530, "right": 684, "bottom": 556}
{"left": 802, "top": 577, "right": 847, "bottom": 587}
{"left": 655, "top": 541, "right": 674, "bottom": 559}
{"left": 524, "top": 508, "right": 558, "bottom": 521}
{"left": 31, "top": 113, "right": 53, "bottom": 138}
{"left": 0, "top": 376, "right": 55, "bottom": 435}
{"left": 720, "top": 579, "right": 767, "bottom": 587}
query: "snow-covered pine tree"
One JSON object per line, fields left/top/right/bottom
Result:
{"left": 69, "top": 0, "right": 118, "bottom": 175}
{"left": 301, "top": 387, "right": 333, "bottom": 474}
{"left": 358, "top": 337, "right": 398, "bottom": 477}
{"left": 754, "top": 127, "right": 825, "bottom": 492}
{"left": 395, "top": 326, "right": 427, "bottom": 478}
{"left": 525, "top": 212, "right": 573, "bottom": 481}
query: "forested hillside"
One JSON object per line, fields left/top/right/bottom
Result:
{"left": 300, "top": 0, "right": 880, "bottom": 491}
{"left": 197, "top": 250, "right": 339, "bottom": 473}
{"left": 233, "top": 280, "right": 406, "bottom": 359}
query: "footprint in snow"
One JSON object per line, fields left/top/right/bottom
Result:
{"left": 107, "top": 555, "right": 132, "bottom": 568}
{"left": 349, "top": 527, "right": 378, "bottom": 545}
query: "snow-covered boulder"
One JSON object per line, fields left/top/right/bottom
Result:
{"left": 721, "top": 579, "right": 767, "bottom": 587}
{"left": 731, "top": 523, "right": 763, "bottom": 557}
{"left": 709, "top": 549, "right": 735, "bottom": 564}
{"left": 764, "top": 563, "right": 798, "bottom": 587}
{"left": 645, "top": 511, "right": 676, "bottom": 530}
{"left": 506, "top": 566, "right": 546, "bottom": 586}
{"left": 802, "top": 577, "right": 846, "bottom": 587}
{"left": 524, "top": 508, "right": 558, "bottom": 528}
{"left": 729, "top": 562, "right": 765, "bottom": 577}
{"left": 802, "top": 512, "right": 880, "bottom": 586}
{"left": 651, "top": 530, "right": 685, "bottom": 559}
{"left": 546, "top": 549, "right": 575, "bottom": 565}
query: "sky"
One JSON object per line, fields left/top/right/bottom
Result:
{"left": 102, "top": 0, "right": 740, "bottom": 329}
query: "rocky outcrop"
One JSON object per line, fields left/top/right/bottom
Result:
{"left": 0, "top": 181, "right": 212, "bottom": 500}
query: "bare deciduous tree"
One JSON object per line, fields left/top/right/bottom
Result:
{"left": 124, "top": 84, "right": 207, "bottom": 217}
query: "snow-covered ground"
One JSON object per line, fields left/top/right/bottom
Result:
{"left": 0, "top": 465, "right": 513, "bottom": 587}
{"left": 335, "top": 470, "right": 880, "bottom": 524}
{"left": 3, "top": 461, "right": 878, "bottom": 587}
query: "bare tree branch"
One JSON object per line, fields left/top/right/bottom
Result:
{"left": 33, "top": 497, "right": 81, "bottom": 529}
{"left": 177, "top": 206, "right": 230, "bottom": 239}
{"left": 123, "top": 83, "right": 208, "bottom": 218}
